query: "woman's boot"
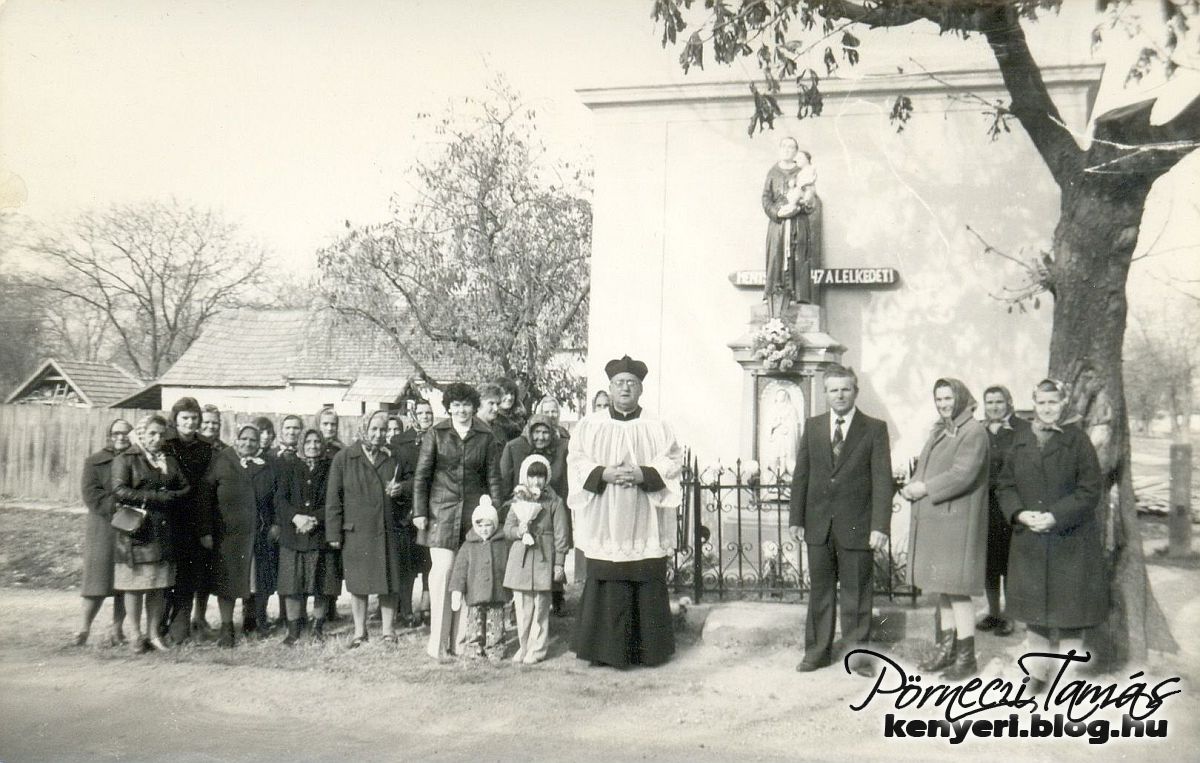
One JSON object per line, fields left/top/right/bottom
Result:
{"left": 940, "top": 636, "right": 978, "bottom": 681}
{"left": 217, "top": 622, "right": 235, "bottom": 649}
{"left": 311, "top": 618, "right": 326, "bottom": 643}
{"left": 919, "top": 628, "right": 957, "bottom": 672}
{"left": 282, "top": 619, "right": 302, "bottom": 646}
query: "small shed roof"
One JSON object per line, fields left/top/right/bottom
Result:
{"left": 4, "top": 358, "right": 144, "bottom": 408}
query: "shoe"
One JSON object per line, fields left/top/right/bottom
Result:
{"left": 994, "top": 619, "right": 1014, "bottom": 637}
{"left": 191, "top": 619, "right": 214, "bottom": 639}
{"left": 795, "top": 658, "right": 831, "bottom": 672}
{"left": 919, "top": 628, "right": 958, "bottom": 672}
{"left": 110, "top": 625, "right": 127, "bottom": 645}
{"left": 380, "top": 633, "right": 398, "bottom": 645}
{"left": 72, "top": 631, "right": 88, "bottom": 647}
{"left": 851, "top": 661, "right": 876, "bottom": 678}
{"left": 939, "top": 637, "right": 978, "bottom": 681}
{"left": 348, "top": 634, "right": 368, "bottom": 649}
{"left": 130, "top": 637, "right": 150, "bottom": 654}
{"left": 217, "top": 623, "right": 235, "bottom": 649}
{"left": 976, "top": 614, "right": 1002, "bottom": 632}
{"left": 242, "top": 616, "right": 258, "bottom": 635}
{"left": 310, "top": 618, "right": 326, "bottom": 643}
{"left": 522, "top": 654, "right": 541, "bottom": 665}
{"left": 282, "top": 620, "right": 302, "bottom": 647}
{"left": 512, "top": 651, "right": 527, "bottom": 664}
{"left": 147, "top": 636, "right": 170, "bottom": 652}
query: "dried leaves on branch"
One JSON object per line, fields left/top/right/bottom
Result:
{"left": 317, "top": 80, "right": 592, "bottom": 403}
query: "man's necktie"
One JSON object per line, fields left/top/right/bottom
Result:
{"left": 832, "top": 417, "right": 845, "bottom": 464}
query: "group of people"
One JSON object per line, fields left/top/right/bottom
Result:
{"left": 76, "top": 355, "right": 1104, "bottom": 684}
{"left": 76, "top": 370, "right": 678, "bottom": 669}
{"left": 789, "top": 367, "right": 1105, "bottom": 692}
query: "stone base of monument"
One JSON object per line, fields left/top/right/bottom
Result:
{"left": 698, "top": 600, "right": 930, "bottom": 648}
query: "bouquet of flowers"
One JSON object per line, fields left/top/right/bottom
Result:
{"left": 751, "top": 319, "right": 802, "bottom": 371}
{"left": 510, "top": 484, "right": 543, "bottom": 546}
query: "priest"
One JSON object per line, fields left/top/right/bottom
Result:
{"left": 568, "top": 355, "right": 683, "bottom": 668}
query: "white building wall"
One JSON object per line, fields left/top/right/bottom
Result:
{"left": 581, "top": 65, "right": 1099, "bottom": 465}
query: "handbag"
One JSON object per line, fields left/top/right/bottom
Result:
{"left": 110, "top": 500, "right": 148, "bottom": 534}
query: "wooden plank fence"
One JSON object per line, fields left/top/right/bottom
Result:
{"left": 0, "top": 405, "right": 365, "bottom": 503}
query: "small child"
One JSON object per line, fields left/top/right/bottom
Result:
{"left": 449, "top": 496, "right": 509, "bottom": 663}
{"left": 502, "top": 455, "right": 570, "bottom": 665}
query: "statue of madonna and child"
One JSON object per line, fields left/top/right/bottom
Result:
{"left": 761, "top": 136, "right": 822, "bottom": 317}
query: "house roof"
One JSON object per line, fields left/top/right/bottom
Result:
{"left": 4, "top": 358, "right": 144, "bottom": 407}
{"left": 157, "top": 308, "right": 467, "bottom": 389}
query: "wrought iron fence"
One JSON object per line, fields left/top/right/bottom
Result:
{"left": 668, "top": 451, "right": 918, "bottom": 604}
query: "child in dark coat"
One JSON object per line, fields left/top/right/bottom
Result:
{"left": 449, "top": 496, "right": 508, "bottom": 662}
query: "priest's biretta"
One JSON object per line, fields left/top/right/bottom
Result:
{"left": 604, "top": 355, "right": 648, "bottom": 381}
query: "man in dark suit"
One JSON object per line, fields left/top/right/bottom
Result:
{"left": 789, "top": 365, "right": 893, "bottom": 676}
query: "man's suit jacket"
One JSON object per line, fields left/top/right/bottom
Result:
{"left": 788, "top": 410, "right": 894, "bottom": 550}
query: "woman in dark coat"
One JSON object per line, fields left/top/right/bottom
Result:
{"left": 978, "top": 385, "right": 1031, "bottom": 637}
{"left": 75, "top": 418, "right": 133, "bottom": 646}
{"left": 111, "top": 414, "right": 190, "bottom": 653}
{"left": 200, "top": 424, "right": 280, "bottom": 648}
{"left": 413, "top": 382, "right": 504, "bottom": 660}
{"left": 325, "top": 410, "right": 412, "bottom": 647}
{"left": 997, "top": 379, "right": 1105, "bottom": 692}
{"left": 390, "top": 404, "right": 436, "bottom": 628}
{"left": 275, "top": 429, "right": 343, "bottom": 643}
{"left": 900, "top": 378, "right": 989, "bottom": 680}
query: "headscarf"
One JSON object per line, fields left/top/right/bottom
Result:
{"left": 299, "top": 428, "right": 325, "bottom": 470}
{"left": 359, "top": 410, "right": 390, "bottom": 458}
{"left": 932, "top": 378, "right": 977, "bottom": 437}
{"left": 982, "top": 385, "right": 1014, "bottom": 423}
{"left": 1030, "top": 378, "right": 1082, "bottom": 442}
{"left": 134, "top": 413, "right": 168, "bottom": 470}
{"left": 521, "top": 414, "right": 559, "bottom": 451}
{"left": 106, "top": 418, "right": 133, "bottom": 454}
{"left": 235, "top": 424, "right": 265, "bottom": 467}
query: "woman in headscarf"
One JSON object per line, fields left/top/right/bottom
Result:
{"left": 900, "top": 378, "right": 989, "bottom": 680}
{"left": 977, "top": 384, "right": 1031, "bottom": 637}
{"left": 75, "top": 418, "right": 133, "bottom": 646}
{"left": 325, "top": 409, "right": 413, "bottom": 647}
{"left": 997, "top": 379, "right": 1105, "bottom": 693}
{"left": 111, "top": 413, "right": 190, "bottom": 653}
{"left": 413, "top": 382, "right": 504, "bottom": 660}
{"left": 591, "top": 390, "right": 610, "bottom": 413}
{"left": 275, "top": 429, "right": 342, "bottom": 643}
{"left": 200, "top": 424, "right": 280, "bottom": 647}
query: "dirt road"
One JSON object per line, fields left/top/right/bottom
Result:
{"left": 1, "top": 580, "right": 1197, "bottom": 763}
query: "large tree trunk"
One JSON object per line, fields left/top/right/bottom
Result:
{"left": 1048, "top": 172, "right": 1178, "bottom": 670}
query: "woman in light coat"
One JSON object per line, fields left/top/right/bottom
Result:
{"left": 901, "top": 378, "right": 989, "bottom": 680}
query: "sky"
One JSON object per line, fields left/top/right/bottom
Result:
{"left": 0, "top": 0, "right": 1196, "bottom": 297}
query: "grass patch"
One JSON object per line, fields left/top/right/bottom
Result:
{"left": 0, "top": 505, "right": 83, "bottom": 589}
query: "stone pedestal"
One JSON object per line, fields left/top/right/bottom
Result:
{"left": 728, "top": 302, "right": 846, "bottom": 466}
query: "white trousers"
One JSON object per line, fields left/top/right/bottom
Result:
{"left": 427, "top": 548, "right": 465, "bottom": 658}
{"left": 512, "top": 590, "right": 551, "bottom": 662}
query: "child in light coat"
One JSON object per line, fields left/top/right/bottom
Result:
{"left": 449, "top": 497, "right": 509, "bottom": 663}
{"left": 502, "top": 455, "right": 570, "bottom": 664}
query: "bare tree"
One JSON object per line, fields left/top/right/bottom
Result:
{"left": 318, "top": 78, "right": 592, "bottom": 402}
{"left": 1127, "top": 299, "right": 1200, "bottom": 440}
{"left": 28, "top": 200, "right": 268, "bottom": 379}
